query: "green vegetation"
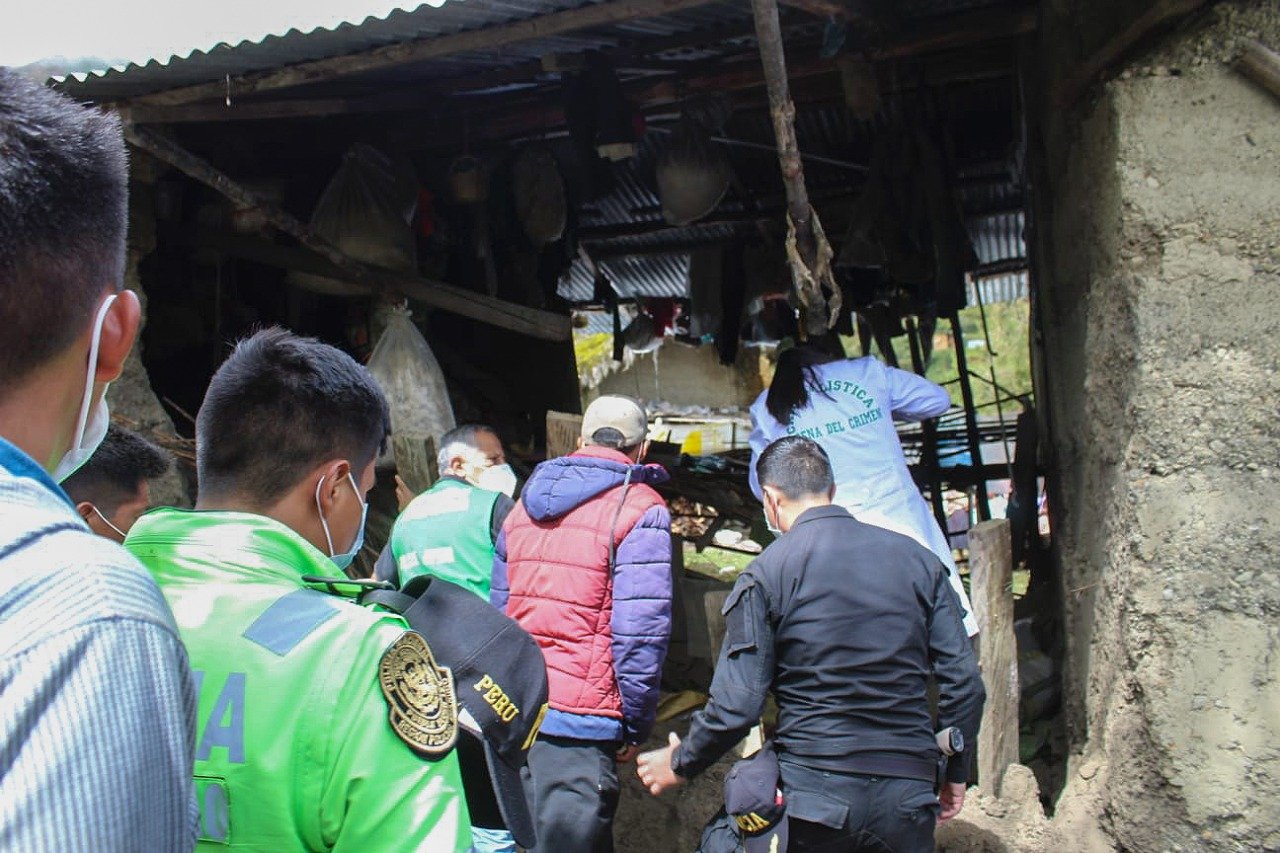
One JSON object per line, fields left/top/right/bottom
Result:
{"left": 682, "top": 542, "right": 758, "bottom": 581}
{"left": 841, "top": 298, "right": 1034, "bottom": 410}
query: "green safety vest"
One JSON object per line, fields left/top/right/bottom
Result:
{"left": 389, "top": 478, "right": 501, "bottom": 599}
{"left": 126, "top": 508, "right": 472, "bottom": 852}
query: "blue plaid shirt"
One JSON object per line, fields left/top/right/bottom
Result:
{"left": 0, "top": 436, "right": 196, "bottom": 850}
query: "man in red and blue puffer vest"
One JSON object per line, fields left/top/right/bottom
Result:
{"left": 492, "top": 395, "right": 672, "bottom": 853}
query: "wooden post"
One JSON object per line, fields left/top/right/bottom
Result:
{"left": 1237, "top": 39, "right": 1280, "bottom": 103}
{"left": 391, "top": 435, "right": 438, "bottom": 497}
{"left": 969, "top": 518, "right": 1019, "bottom": 797}
{"left": 750, "top": 0, "right": 834, "bottom": 336}
{"left": 949, "top": 312, "right": 991, "bottom": 521}
{"left": 125, "top": 126, "right": 570, "bottom": 341}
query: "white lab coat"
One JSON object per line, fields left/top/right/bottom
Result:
{"left": 749, "top": 356, "right": 979, "bottom": 636}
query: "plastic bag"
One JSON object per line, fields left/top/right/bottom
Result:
{"left": 289, "top": 144, "right": 418, "bottom": 296}
{"left": 365, "top": 306, "right": 455, "bottom": 469}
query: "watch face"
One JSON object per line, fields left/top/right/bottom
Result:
{"left": 950, "top": 730, "right": 964, "bottom": 753}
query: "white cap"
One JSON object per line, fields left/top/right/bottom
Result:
{"left": 581, "top": 395, "right": 649, "bottom": 447}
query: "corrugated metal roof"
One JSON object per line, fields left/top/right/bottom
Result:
{"left": 54, "top": 0, "right": 1028, "bottom": 103}
{"left": 968, "top": 210, "right": 1024, "bottom": 265}
{"left": 51, "top": 0, "right": 1028, "bottom": 306}
{"left": 560, "top": 249, "right": 690, "bottom": 301}
{"left": 968, "top": 271, "right": 1028, "bottom": 304}
{"left": 54, "top": 0, "right": 757, "bottom": 101}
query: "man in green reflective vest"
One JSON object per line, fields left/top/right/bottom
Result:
{"left": 126, "top": 328, "right": 472, "bottom": 851}
{"left": 377, "top": 424, "right": 517, "bottom": 599}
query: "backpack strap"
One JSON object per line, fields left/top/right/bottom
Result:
{"left": 361, "top": 574, "right": 434, "bottom": 614}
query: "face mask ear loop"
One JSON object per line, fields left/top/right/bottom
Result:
{"left": 314, "top": 474, "right": 336, "bottom": 558}
{"left": 91, "top": 505, "right": 127, "bottom": 540}
{"left": 71, "top": 294, "right": 118, "bottom": 449}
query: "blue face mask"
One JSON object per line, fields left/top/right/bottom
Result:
{"left": 316, "top": 472, "right": 368, "bottom": 570}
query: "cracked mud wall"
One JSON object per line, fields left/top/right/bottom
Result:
{"left": 1028, "top": 2, "right": 1280, "bottom": 850}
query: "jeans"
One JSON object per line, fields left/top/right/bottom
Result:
{"left": 522, "top": 736, "right": 621, "bottom": 853}
{"left": 780, "top": 758, "right": 938, "bottom": 853}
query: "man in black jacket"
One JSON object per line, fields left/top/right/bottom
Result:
{"left": 638, "top": 436, "right": 985, "bottom": 852}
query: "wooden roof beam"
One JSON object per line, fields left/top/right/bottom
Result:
{"left": 124, "top": 124, "right": 570, "bottom": 341}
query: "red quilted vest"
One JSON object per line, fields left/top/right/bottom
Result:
{"left": 501, "top": 447, "right": 665, "bottom": 719}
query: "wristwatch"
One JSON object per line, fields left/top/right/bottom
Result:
{"left": 936, "top": 727, "right": 964, "bottom": 756}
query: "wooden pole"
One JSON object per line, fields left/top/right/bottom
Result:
{"left": 905, "top": 316, "right": 947, "bottom": 533}
{"left": 126, "top": 126, "right": 570, "bottom": 341}
{"left": 969, "top": 518, "right": 1019, "bottom": 797}
{"left": 130, "top": 0, "right": 722, "bottom": 108}
{"left": 1236, "top": 39, "right": 1280, "bottom": 103}
{"left": 949, "top": 312, "right": 992, "bottom": 521}
{"left": 750, "top": 0, "right": 832, "bottom": 335}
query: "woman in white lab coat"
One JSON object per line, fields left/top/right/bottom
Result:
{"left": 748, "top": 342, "right": 978, "bottom": 636}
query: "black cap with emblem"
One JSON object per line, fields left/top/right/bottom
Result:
{"left": 365, "top": 575, "right": 548, "bottom": 849}
{"left": 725, "top": 743, "right": 789, "bottom": 853}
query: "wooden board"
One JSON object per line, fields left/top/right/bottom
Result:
{"left": 391, "top": 434, "right": 438, "bottom": 497}
{"left": 546, "top": 411, "right": 583, "bottom": 460}
{"left": 969, "top": 519, "right": 1019, "bottom": 796}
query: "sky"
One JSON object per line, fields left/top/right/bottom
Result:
{"left": 2, "top": 0, "right": 442, "bottom": 69}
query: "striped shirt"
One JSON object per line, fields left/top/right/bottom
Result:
{"left": 0, "top": 436, "right": 197, "bottom": 851}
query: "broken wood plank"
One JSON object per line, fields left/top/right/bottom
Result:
{"left": 127, "top": 126, "right": 570, "bottom": 341}
{"left": 130, "top": 0, "right": 724, "bottom": 108}
{"left": 1054, "top": 0, "right": 1210, "bottom": 108}
{"left": 969, "top": 518, "right": 1019, "bottom": 797}
{"left": 1236, "top": 38, "right": 1280, "bottom": 103}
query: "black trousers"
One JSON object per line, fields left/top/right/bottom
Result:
{"left": 522, "top": 735, "right": 621, "bottom": 853}
{"left": 780, "top": 759, "right": 938, "bottom": 853}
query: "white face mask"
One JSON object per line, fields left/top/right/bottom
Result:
{"left": 762, "top": 491, "right": 783, "bottom": 536}
{"left": 54, "top": 295, "right": 117, "bottom": 483}
{"left": 477, "top": 463, "right": 518, "bottom": 498}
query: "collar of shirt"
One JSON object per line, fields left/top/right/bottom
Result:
{"left": 126, "top": 506, "right": 347, "bottom": 590}
{"left": 0, "top": 435, "right": 75, "bottom": 511}
{"left": 790, "top": 504, "right": 853, "bottom": 529}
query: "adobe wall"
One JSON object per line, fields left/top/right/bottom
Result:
{"left": 590, "top": 343, "right": 764, "bottom": 411}
{"left": 1029, "top": 2, "right": 1280, "bottom": 849}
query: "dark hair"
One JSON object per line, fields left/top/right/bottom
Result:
{"left": 757, "top": 436, "right": 834, "bottom": 500}
{"left": 588, "top": 427, "right": 640, "bottom": 455}
{"left": 0, "top": 70, "right": 127, "bottom": 387}
{"left": 61, "top": 424, "right": 170, "bottom": 514}
{"left": 765, "top": 343, "right": 840, "bottom": 424}
{"left": 196, "top": 328, "right": 391, "bottom": 505}
{"left": 437, "top": 423, "right": 498, "bottom": 474}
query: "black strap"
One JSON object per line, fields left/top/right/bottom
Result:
{"left": 361, "top": 589, "right": 418, "bottom": 614}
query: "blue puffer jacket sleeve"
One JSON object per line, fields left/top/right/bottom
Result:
{"left": 609, "top": 503, "right": 673, "bottom": 744}
{"left": 490, "top": 526, "right": 511, "bottom": 613}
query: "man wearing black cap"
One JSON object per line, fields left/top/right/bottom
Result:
{"left": 638, "top": 436, "right": 985, "bottom": 852}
